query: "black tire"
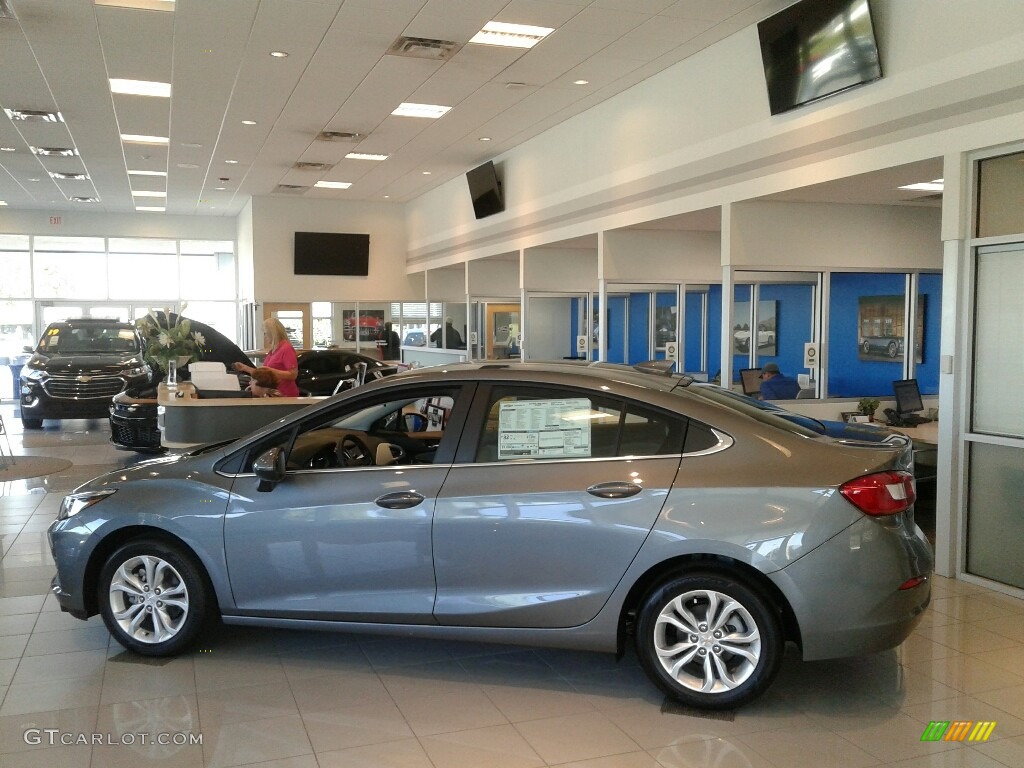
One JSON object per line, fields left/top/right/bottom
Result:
{"left": 635, "top": 572, "right": 783, "bottom": 710}
{"left": 98, "top": 539, "right": 209, "bottom": 656}
{"left": 862, "top": 341, "right": 871, "bottom": 355}
{"left": 21, "top": 417, "right": 43, "bottom": 429}
{"left": 887, "top": 341, "right": 898, "bottom": 358}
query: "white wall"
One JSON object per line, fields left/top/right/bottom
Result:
{"left": 250, "top": 196, "right": 421, "bottom": 302}
{"left": 603, "top": 230, "right": 721, "bottom": 282}
{"left": 0, "top": 209, "right": 235, "bottom": 240}
{"left": 236, "top": 200, "right": 254, "bottom": 303}
{"left": 525, "top": 296, "right": 573, "bottom": 361}
{"left": 729, "top": 202, "right": 942, "bottom": 269}
{"left": 523, "top": 248, "right": 597, "bottom": 291}
{"left": 404, "top": 0, "right": 1024, "bottom": 268}
{"left": 468, "top": 258, "right": 519, "bottom": 297}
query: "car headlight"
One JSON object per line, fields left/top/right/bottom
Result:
{"left": 125, "top": 365, "right": 148, "bottom": 377}
{"left": 58, "top": 489, "right": 116, "bottom": 520}
{"left": 22, "top": 368, "right": 47, "bottom": 382}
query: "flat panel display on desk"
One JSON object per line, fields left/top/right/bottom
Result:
{"left": 758, "top": 0, "right": 881, "bottom": 116}
{"left": 466, "top": 160, "right": 504, "bottom": 219}
{"left": 293, "top": 232, "right": 370, "bottom": 276}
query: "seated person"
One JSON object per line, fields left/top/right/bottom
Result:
{"left": 759, "top": 362, "right": 801, "bottom": 400}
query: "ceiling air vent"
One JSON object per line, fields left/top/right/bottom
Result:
{"left": 0, "top": 0, "right": 17, "bottom": 20}
{"left": 31, "top": 146, "right": 77, "bottom": 157}
{"left": 70, "top": 196, "right": 99, "bottom": 203}
{"left": 317, "top": 131, "right": 362, "bottom": 142}
{"left": 272, "top": 184, "right": 309, "bottom": 195}
{"left": 5, "top": 108, "right": 63, "bottom": 122}
{"left": 293, "top": 161, "right": 333, "bottom": 171}
{"left": 387, "top": 36, "right": 461, "bottom": 60}
{"left": 49, "top": 171, "right": 89, "bottom": 180}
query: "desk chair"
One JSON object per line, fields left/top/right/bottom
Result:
{"left": 0, "top": 414, "right": 14, "bottom": 468}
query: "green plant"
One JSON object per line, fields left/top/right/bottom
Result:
{"left": 136, "top": 307, "right": 204, "bottom": 372}
{"left": 858, "top": 397, "right": 880, "bottom": 416}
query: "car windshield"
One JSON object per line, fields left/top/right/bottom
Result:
{"left": 685, "top": 383, "right": 826, "bottom": 438}
{"left": 38, "top": 326, "right": 139, "bottom": 355}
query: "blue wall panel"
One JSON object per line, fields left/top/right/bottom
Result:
{"left": 828, "top": 273, "right": 905, "bottom": 397}
{"left": 917, "top": 273, "right": 942, "bottom": 395}
{"left": 628, "top": 293, "right": 650, "bottom": 364}
{"left": 759, "top": 283, "right": 813, "bottom": 380}
{"left": 684, "top": 292, "right": 704, "bottom": 372}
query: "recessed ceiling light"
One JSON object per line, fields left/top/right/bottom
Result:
{"left": 110, "top": 78, "right": 171, "bottom": 97}
{"left": 31, "top": 146, "right": 78, "bottom": 157}
{"left": 95, "top": 0, "right": 176, "bottom": 10}
{"left": 345, "top": 152, "right": 389, "bottom": 161}
{"left": 3, "top": 108, "right": 62, "bottom": 122}
{"left": 0, "top": 146, "right": 15, "bottom": 152}
{"left": 225, "top": 159, "right": 239, "bottom": 164}
{"left": 392, "top": 102, "right": 451, "bottom": 118}
{"left": 269, "top": 50, "right": 289, "bottom": 58}
{"left": 27, "top": 178, "right": 41, "bottom": 182}
{"left": 241, "top": 120, "right": 257, "bottom": 125}
{"left": 121, "top": 134, "right": 169, "bottom": 145}
{"left": 128, "top": 169, "right": 167, "bottom": 177}
{"left": 0, "top": 201, "right": 7, "bottom": 206}
{"left": 314, "top": 181, "right": 352, "bottom": 189}
{"left": 574, "top": 79, "right": 589, "bottom": 85}
{"left": 132, "top": 190, "right": 166, "bottom": 197}
{"left": 898, "top": 178, "right": 944, "bottom": 192}
{"left": 422, "top": 171, "right": 431, "bottom": 175}
{"left": 48, "top": 171, "right": 90, "bottom": 180}
{"left": 478, "top": 137, "right": 491, "bottom": 142}
{"left": 383, "top": 195, "right": 390, "bottom": 199}
{"left": 135, "top": 206, "right": 166, "bottom": 212}
{"left": 215, "top": 186, "right": 226, "bottom": 190}
{"left": 469, "top": 21, "right": 554, "bottom": 49}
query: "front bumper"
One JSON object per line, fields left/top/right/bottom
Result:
{"left": 109, "top": 399, "right": 163, "bottom": 452}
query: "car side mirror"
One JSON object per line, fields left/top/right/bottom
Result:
{"left": 254, "top": 446, "right": 287, "bottom": 492}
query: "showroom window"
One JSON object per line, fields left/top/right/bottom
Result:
{"left": 33, "top": 236, "right": 107, "bottom": 299}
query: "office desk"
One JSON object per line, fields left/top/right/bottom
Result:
{"left": 887, "top": 420, "right": 938, "bottom": 446}
{"left": 887, "top": 421, "right": 939, "bottom": 481}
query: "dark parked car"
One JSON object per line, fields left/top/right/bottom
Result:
{"left": 20, "top": 318, "right": 150, "bottom": 429}
{"left": 294, "top": 349, "right": 399, "bottom": 396}
{"left": 403, "top": 330, "right": 427, "bottom": 347}
{"left": 861, "top": 335, "right": 904, "bottom": 358}
{"left": 51, "top": 362, "right": 932, "bottom": 710}
{"left": 110, "top": 317, "right": 256, "bottom": 452}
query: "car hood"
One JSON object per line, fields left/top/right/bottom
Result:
{"left": 72, "top": 444, "right": 227, "bottom": 493}
{"left": 29, "top": 352, "right": 144, "bottom": 374}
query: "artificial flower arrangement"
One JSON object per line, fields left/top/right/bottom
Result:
{"left": 135, "top": 306, "right": 205, "bottom": 374}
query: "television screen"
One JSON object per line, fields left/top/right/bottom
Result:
{"left": 294, "top": 232, "right": 369, "bottom": 276}
{"left": 466, "top": 160, "right": 504, "bottom": 219}
{"left": 757, "top": 0, "right": 882, "bottom": 115}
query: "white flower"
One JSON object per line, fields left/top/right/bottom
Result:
{"left": 192, "top": 332, "right": 206, "bottom": 347}
{"left": 158, "top": 330, "right": 172, "bottom": 347}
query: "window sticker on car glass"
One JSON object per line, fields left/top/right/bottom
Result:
{"left": 497, "top": 398, "right": 595, "bottom": 459}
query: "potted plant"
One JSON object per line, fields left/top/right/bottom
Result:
{"left": 136, "top": 307, "right": 204, "bottom": 385}
{"left": 857, "top": 397, "right": 880, "bottom": 421}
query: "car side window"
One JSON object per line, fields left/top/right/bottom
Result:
{"left": 239, "top": 386, "right": 463, "bottom": 472}
{"left": 473, "top": 386, "right": 685, "bottom": 463}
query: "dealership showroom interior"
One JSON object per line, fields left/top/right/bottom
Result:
{"left": 2, "top": 0, "right": 1024, "bottom": 766}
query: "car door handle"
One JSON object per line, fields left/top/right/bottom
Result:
{"left": 586, "top": 481, "right": 642, "bottom": 499}
{"left": 375, "top": 491, "right": 425, "bottom": 509}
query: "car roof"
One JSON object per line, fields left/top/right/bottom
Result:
{"left": 47, "top": 318, "right": 134, "bottom": 328}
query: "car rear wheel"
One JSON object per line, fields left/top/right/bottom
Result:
{"left": 635, "top": 572, "right": 783, "bottom": 710}
{"left": 98, "top": 539, "right": 208, "bottom": 656}
{"left": 887, "top": 341, "right": 899, "bottom": 358}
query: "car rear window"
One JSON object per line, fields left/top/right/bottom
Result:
{"left": 684, "top": 384, "right": 825, "bottom": 439}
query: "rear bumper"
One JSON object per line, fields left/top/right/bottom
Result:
{"left": 773, "top": 515, "right": 933, "bottom": 660}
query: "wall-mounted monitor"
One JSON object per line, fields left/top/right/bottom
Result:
{"left": 757, "top": 0, "right": 882, "bottom": 116}
{"left": 293, "top": 232, "right": 370, "bottom": 276}
{"left": 466, "top": 160, "right": 504, "bottom": 219}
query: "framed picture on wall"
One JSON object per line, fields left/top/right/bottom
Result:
{"left": 733, "top": 300, "right": 778, "bottom": 356}
{"left": 857, "top": 295, "right": 924, "bottom": 363}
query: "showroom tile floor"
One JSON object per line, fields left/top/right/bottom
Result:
{"left": 1, "top": 403, "right": 1023, "bottom": 768}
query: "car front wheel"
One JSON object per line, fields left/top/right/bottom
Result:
{"left": 98, "top": 539, "right": 208, "bottom": 656}
{"left": 635, "top": 572, "right": 783, "bottom": 710}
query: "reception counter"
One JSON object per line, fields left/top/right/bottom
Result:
{"left": 157, "top": 383, "right": 322, "bottom": 450}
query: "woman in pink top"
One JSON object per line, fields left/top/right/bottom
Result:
{"left": 234, "top": 318, "right": 300, "bottom": 397}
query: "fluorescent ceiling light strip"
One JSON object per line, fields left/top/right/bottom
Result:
{"left": 345, "top": 152, "right": 389, "bottom": 161}
{"left": 128, "top": 169, "right": 167, "bottom": 177}
{"left": 392, "top": 102, "right": 451, "bottom": 118}
{"left": 469, "top": 21, "right": 554, "bottom": 48}
{"left": 121, "top": 134, "right": 169, "bottom": 145}
{"left": 314, "top": 181, "right": 352, "bottom": 189}
{"left": 135, "top": 206, "right": 166, "bottom": 211}
{"left": 898, "top": 180, "right": 944, "bottom": 192}
{"left": 95, "top": 0, "right": 176, "bottom": 10}
{"left": 132, "top": 190, "right": 166, "bottom": 197}
{"left": 110, "top": 78, "right": 171, "bottom": 97}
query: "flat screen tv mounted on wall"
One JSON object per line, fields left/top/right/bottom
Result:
{"left": 293, "top": 232, "right": 370, "bottom": 276}
{"left": 466, "top": 160, "right": 504, "bottom": 219}
{"left": 757, "top": 0, "right": 882, "bottom": 116}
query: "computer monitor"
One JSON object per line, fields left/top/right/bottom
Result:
{"left": 739, "top": 368, "right": 762, "bottom": 396}
{"left": 893, "top": 378, "right": 924, "bottom": 416}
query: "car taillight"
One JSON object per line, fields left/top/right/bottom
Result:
{"left": 839, "top": 471, "right": 916, "bottom": 516}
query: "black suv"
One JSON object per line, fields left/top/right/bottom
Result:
{"left": 19, "top": 319, "right": 150, "bottom": 429}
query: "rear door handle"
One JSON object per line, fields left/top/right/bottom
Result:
{"left": 586, "top": 481, "right": 642, "bottom": 499}
{"left": 375, "top": 491, "right": 425, "bottom": 509}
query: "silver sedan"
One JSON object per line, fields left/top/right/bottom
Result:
{"left": 48, "top": 362, "right": 932, "bottom": 710}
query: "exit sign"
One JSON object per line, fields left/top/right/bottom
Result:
{"left": 50, "top": 215, "right": 61, "bottom": 225}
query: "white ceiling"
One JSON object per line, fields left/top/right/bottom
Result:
{"left": 0, "top": 0, "right": 812, "bottom": 217}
